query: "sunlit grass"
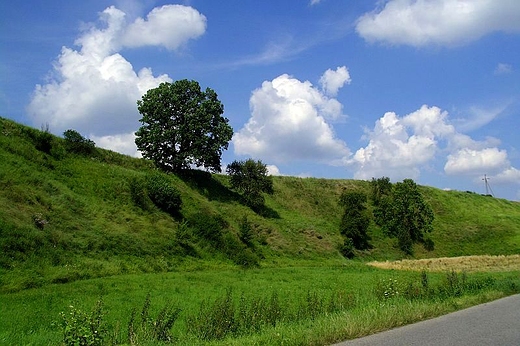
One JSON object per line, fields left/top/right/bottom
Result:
{"left": 368, "top": 254, "right": 520, "bottom": 272}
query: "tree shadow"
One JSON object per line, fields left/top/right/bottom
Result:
{"left": 178, "top": 169, "right": 280, "bottom": 219}
{"left": 253, "top": 204, "right": 281, "bottom": 219}
{"left": 178, "top": 169, "right": 240, "bottom": 203}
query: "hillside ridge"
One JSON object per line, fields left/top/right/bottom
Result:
{"left": 1, "top": 116, "right": 519, "bottom": 292}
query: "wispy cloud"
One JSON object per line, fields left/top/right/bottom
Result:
{"left": 216, "top": 18, "right": 349, "bottom": 69}
{"left": 494, "top": 63, "right": 513, "bottom": 75}
{"left": 453, "top": 102, "right": 510, "bottom": 133}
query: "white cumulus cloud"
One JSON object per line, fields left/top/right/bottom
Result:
{"left": 349, "top": 105, "right": 452, "bottom": 180}
{"left": 122, "top": 5, "right": 206, "bottom": 50}
{"left": 233, "top": 72, "right": 350, "bottom": 165}
{"left": 319, "top": 66, "right": 351, "bottom": 97}
{"left": 348, "top": 104, "right": 517, "bottom": 183}
{"left": 27, "top": 4, "right": 206, "bottom": 155}
{"left": 90, "top": 132, "right": 141, "bottom": 157}
{"left": 356, "top": 0, "right": 520, "bottom": 47}
{"left": 490, "top": 167, "right": 520, "bottom": 184}
{"left": 444, "top": 147, "right": 509, "bottom": 175}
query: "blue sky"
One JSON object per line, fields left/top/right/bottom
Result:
{"left": 2, "top": 0, "right": 520, "bottom": 200}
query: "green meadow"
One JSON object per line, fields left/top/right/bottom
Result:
{"left": 1, "top": 117, "right": 519, "bottom": 345}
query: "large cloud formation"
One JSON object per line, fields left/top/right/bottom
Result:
{"left": 356, "top": 0, "right": 520, "bottom": 47}
{"left": 233, "top": 68, "right": 350, "bottom": 165}
{"left": 349, "top": 105, "right": 517, "bottom": 186}
{"left": 27, "top": 5, "right": 206, "bottom": 155}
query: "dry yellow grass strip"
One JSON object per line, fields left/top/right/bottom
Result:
{"left": 368, "top": 255, "right": 520, "bottom": 272}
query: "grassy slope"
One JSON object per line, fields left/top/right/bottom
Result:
{"left": 1, "top": 117, "right": 519, "bottom": 292}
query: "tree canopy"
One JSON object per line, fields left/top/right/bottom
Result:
{"left": 135, "top": 80, "right": 233, "bottom": 173}
{"left": 374, "top": 178, "right": 434, "bottom": 255}
{"left": 338, "top": 190, "right": 371, "bottom": 257}
{"left": 226, "top": 159, "right": 274, "bottom": 210}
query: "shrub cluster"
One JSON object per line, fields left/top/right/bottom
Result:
{"left": 187, "top": 212, "right": 260, "bottom": 268}
{"left": 145, "top": 172, "right": 182, "bottom": 215}
{"left": 63, "top": 129, "right": 96, "bottom": 155}
{"left": 129, "top": 172, "right": 182, "bottom": 216}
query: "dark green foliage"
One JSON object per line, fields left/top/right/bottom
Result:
{"left": 145, "top": 172, "right": 182, "bottom": 216}
{"left": 423, "top": 237, "right": 435, "bottom": 251}
{"left": 226, "top": 159, "right": 274, "bottom": 210}
{"left": 188, "top": 211, "right": 227, "bottom": 245}
{"left": 374, "top": 179, "right": 434, "bottom": 255}
{"left": 135, "top": 80, "right": 233, "bottom": 173}
{"left": 221, "top": 232, "right": 260, "bottom": 268}
{"left": 35, "top": 124, "right": 54, "bottom": 154}
{"left": 338, "top": 190, "right": 371, "bottom": 252}
{"left": 238, "top": 215, "right": 254, "bottom": 246}
{"left": 340, "top": 238, "right": 355, "bottom": 259}
{"left": 370, "top": 176, "right": 392, "bottom": 206}
{"left": 63, "top": 129, "right": 95, "bottom": 155}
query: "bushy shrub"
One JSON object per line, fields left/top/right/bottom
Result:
{"left": 35, "top": 124, "right": 54, "bottom": 154}
{"left": 188, "top": 211, "right": 227, "bottom": 245}
{"left": 63, "top": 129, "right": 96, "bottom": 155}
{"left": 340, "top": 238, "right": 355, "bottom": 259}
{"left": 238, "top": 216, "right": 254, "bottom": 246}
{"left": 145, "top": 172, "right": 182, "bottom": 215}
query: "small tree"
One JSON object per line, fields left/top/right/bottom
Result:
{"left": 226, "top": 159, "right": 274, "bottom": 210}
{"left": 377, "top": 179, "right": 434, "bottom": 255}
{"left": 135, "top": 80, "right": 233, "bottom": 173}
{"left": 338, "top": 190, "right": 371, "bottom": 254}
{"left": 63, "top": 129, "right": 96, "bottom": 155}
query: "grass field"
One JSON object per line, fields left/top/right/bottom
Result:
{"left": 1, "top": 262, "right": 518, "bottom": 345}
{"left": 0, "top": 117, "right": 519, "bottom": 345}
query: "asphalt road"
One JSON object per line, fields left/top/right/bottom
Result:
{"left": 332, "top": 294, "right": 520, "bottom": 346}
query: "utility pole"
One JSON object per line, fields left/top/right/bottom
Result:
{"left": 482, "top": 174, "right": 494, "bottom": 197}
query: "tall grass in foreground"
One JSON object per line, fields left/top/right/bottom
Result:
{"left": 46, "top": 269, "right": 518, "bottom": 346}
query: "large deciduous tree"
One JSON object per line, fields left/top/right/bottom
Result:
{"left": 226, "top": 159, "right": 274, "bottom": 210}
{"left": 376, "top": 179, "right": 434, "bottom": 255}
{"left": 135, "top": 80, "right": 233, "bottom": 173}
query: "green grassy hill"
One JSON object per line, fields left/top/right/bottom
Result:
{"left": 1, "top": 116, "right": 519, "bottom": 292}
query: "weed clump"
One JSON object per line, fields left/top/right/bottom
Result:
{"left": 59, "top": 299, "right": 105, "bottom": 346}
{"left": 127, "top": 293, "right": 181, "bottom": 344}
